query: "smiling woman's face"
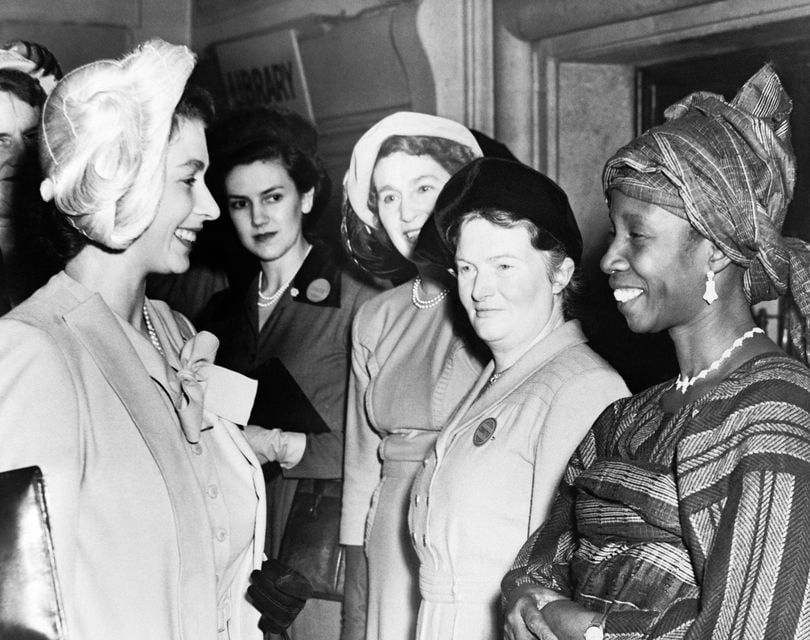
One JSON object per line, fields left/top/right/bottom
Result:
{"left": 455, "top": 216, "right": 571, "bottom": 365}
{"left": 131, "top": 117, "right": 218, "bottom": 276}
{"left": 601, "top": 190, "right": 711, "bottom": 335}
{"left": 372, "top": 151, "right": 451, "bottom": 260}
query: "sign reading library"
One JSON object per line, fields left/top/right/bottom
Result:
{"left": 216, "top": 29, "right": 313, "bottom": 120}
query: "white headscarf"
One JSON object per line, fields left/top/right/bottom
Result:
{"left": 343, "top": 111, "right": 483, "bottom": 227}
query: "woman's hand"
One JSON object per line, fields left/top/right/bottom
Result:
{"left": 504, "top": 584, "right": 567, "bottom": 640}
{"left": 248, "top": 558, "right": 312, "bottom": 637}
{"left": 244, "top": 425, "right": 306, "bottom": 467}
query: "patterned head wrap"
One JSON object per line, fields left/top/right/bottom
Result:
{"left": 38, "top": 39, "right": 195, "bottom": 250}
{"left": 603, "top": 64, "right": 810, "bottom": 360}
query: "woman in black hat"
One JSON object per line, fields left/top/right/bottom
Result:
{"left": 408, "top": 157, "right": 628, "bottom": 640}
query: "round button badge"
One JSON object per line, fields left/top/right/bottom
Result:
{"left": 306, "top": 278, "right": 331, "bottom": 303}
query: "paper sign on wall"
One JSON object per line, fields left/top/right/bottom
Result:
{"left": 214, "top": 29, "right": 314, "bottom": 121}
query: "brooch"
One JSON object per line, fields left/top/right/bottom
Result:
{"left": 473, "top": 418, "right": 497, "bottom": 446}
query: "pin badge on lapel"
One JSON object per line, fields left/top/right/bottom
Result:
{"left": 473, "top": 418, "right": 497, "bottom": 446}
{"left": 307, "top": 278, "right": 331, "bottom": 303}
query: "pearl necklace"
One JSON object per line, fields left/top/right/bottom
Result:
{"left": 142, "top": 302, "right": 165, "bottom": 357}
{"left": 257, "top": 245, "right": 312, "bottom": 308}
{"left": 674, "top": 327, "right": 764, "bottom": 394}
{"left": 257, "top": 271, "right": 293, "bottom": 308}
{"left": 411, "top": 276, "right": 449, "bottom": 310}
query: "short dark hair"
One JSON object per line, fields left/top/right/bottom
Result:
{"left": 447, "top": 208, "right": 583, "bottom": 320}
{"left": 0, "top": 69, "right": 45, "bottom": 108}
{"left": 207, "top": 106, "right": 329, "bottom": 233}
{"left": 171, "top": 84, "right": 215, "bottom": 135}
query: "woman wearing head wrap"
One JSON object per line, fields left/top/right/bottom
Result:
{"left": 339, "top": 112, "right": 487, "bottom": 640}
{"left": 408, "top": 158, "right": 628, "bottom": 640}
{"left": 0, "top": 40, "right": 270, "bottom": 640}
{"left": 502, "top": 64, "right": 810, "bottom": 640}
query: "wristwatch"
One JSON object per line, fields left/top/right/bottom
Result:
{"left": 583, "top": 612, "right": 607, "bottom": 640}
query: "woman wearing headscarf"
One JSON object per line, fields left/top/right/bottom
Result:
{"left": 408, "top": 158, "right": 628, "bottom": 640}
{"left": 339, "top": 112, "right": 486, "bottom": 640}
{"left": 0, "top": 40, "right": 268, "bottom": 640}
{"left": 502, "top": 64, "right": 810, "bottom": 640}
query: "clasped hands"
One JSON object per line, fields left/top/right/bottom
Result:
{"left": 504, "top": 585, "right": 598, "bottom": 640}
{"left": 504, "top": 585, "right": 567, "bottom": 640}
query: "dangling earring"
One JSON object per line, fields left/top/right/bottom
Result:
{"left": 703, "top": 270, "right": 718, "bottom": 305}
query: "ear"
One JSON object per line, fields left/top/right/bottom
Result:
{"left": 301, "top": 188, "right": 315, "bottom": 215}
{"left": 551, "top": 256, "right": 575, "bottom": 294}
{"left": 707, "top": 242, "right": 733, "bottom": 273}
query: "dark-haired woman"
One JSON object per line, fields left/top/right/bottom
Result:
{"left": 409, "top": 158, "right": 628, "bottom": 640}
{"left": 0, "top": 41, "right": 265, "bottom": 640}
{"left": 200, "top": 106, "right": 379, "bottom": 639}
{"left": 339, "top": 112, "right": 487, "bottom": 640}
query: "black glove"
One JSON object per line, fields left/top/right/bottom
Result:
{"left": 248, "top": 558, "right": 313, "bottom": 637}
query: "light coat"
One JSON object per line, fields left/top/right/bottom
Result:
{"left": 0, "top": 272, "right": 265, "bottom": 640}
{"left": 409, "top": 321, "right": 629, "bottom": 640}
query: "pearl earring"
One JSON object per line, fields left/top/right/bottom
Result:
{"left": 703, "top": 270, "right": 718, "bottom": 305}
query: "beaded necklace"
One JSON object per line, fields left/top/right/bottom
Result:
{"left": 674, "top": 327, "right": 764, "bottom": 393}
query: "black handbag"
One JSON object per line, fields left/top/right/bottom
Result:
{"left": 277, "top": 478, "right": 345, "bottom": 601}
{"left": 0, "top": 465, "right": 67, "bottom": 640}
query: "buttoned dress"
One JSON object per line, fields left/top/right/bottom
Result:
{"left": 409, "top": 321, "right": 628, "bottom": 640}
{"left": 0, "top": 272, "right": 265, "bottom": 640}
{"left": 341, "top": 279, "right": 485, "bottom": 640}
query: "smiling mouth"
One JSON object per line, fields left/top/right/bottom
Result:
{"left": 174, "top": 228, "right": 197, "bottom": 245}
{"left": 403, "top": 229, "right": 421, "bottom": 243}
{"left": 613, "top": 287, "right": 644, "bottom": 303}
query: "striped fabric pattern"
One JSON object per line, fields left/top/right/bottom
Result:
{"left": 503, "top": 353, "right": 810, "bottom": 639}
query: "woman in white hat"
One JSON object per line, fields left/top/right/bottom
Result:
{"left": 339, "top": 112, "right": 486, "bottom": 640}
{"left": 0, "top": 40, "right": 267, "bottom": 640}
